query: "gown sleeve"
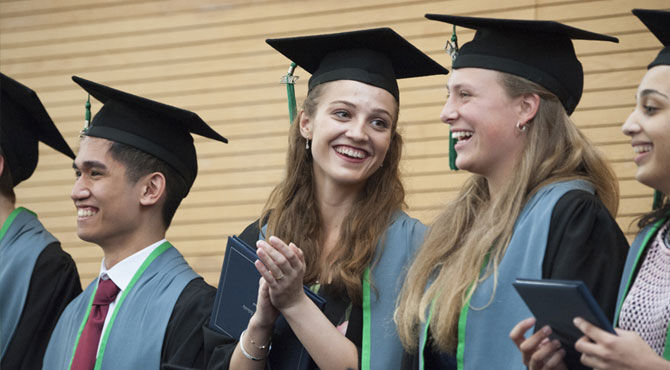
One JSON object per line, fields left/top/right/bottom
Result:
{"left": 199, "top": 288, "right": 364, "bottom": 370}
{"left": 199, "top": 220, "right": 364, "bottom": 370}
{"left": 161, "top": 277, "right": 217, "bottom": 369}
{"left": 1, "top": 242, "right": 82, "bottom": 370}
{"left": 542, "top": 189, "right": 630, "bottom": 369}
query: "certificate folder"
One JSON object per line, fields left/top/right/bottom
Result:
{"left": 513, "top": 278, "right": 615, "bottom": 347}
{"left": 210, "top": 236, "right": 326, "bottom": 370}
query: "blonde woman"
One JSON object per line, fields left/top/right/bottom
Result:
{"left": 512, "top": 9, "right": 670, "bottom": 370}
{"left": 395, "top": 15, "right": 629, "bottom": 370}
{"left": 206, "top": 28, "right": 447, "bottom": 370}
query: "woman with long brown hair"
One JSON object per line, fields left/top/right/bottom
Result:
{"left": 394, "top": 15, "right": 629, "bottom": 370}
{"left": 206, "top": 28, "right": 447, "bottom": 370}
{"left": 511, "top": 9, "right": 670, "bottom": 370}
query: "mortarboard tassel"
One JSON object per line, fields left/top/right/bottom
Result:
{"left": 652, "top": 189, "right": 663, "bottom": 210}
{"left": 280, "top": 62, "right": 299, "bottom": 124}
{"left": 449, "top": 131, "right": 458, "bottom": 171}
{"left": 447, "top": 25, "right": 459, "bottom": 171}
{"left": 446, "top": 24, "right": 459, "bottom": 61}
{"left": 81, "top": 94, "right": 91, "bottom": 134}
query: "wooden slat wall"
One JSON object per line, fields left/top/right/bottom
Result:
{"left": 2, "top": 0, "right": 667, "bottom": 286}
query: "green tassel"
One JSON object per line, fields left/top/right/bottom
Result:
{"left": 446, "top": 24, "right": 458, "bottom": 170}
{"left": 80, "top": 94, "right": 91, "bottom": 134}
{"left": 449, "top": 131, "right": 458, "bottom": 171}
{"left": 85, "top": 94, "right": 91, "bottom": 124}
{"left": 280, "top": 62, "right": 298, "bottom": 124}
{"left": 446, "top": 24, "right": 459, "bottom": 61}
{"left": 653, "top": 190, "right": 663, "bottom": 210}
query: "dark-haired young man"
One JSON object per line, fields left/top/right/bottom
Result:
{"left": 0, "top": 73, "right": 82, "bottom": 370}
{"left": 44, "top": 76, "right": 228, "bottom": 369}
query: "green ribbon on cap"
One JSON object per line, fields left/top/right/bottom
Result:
{"left": 280, "top": 62, "right": 299, "bottom": 124}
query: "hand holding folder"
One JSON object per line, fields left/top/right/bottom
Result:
{"left": 513, "top": 278, "right": 616, "bottom": 348}
{"left": 210, "top": 236, "right": 326, "bottom": 370}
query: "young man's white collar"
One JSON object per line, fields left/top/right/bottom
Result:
{"left": 98, "top": 238, "right": 167, "bottom": 291}
{"left": 95, "top": 238, "right": 167, "bottom": 353}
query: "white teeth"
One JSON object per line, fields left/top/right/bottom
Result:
{"left": 634, "top": 145, "right": 653, "bottom": 154}
{"left": 78, "top": 209, "right": 97, "bottom": 217}
{"left": 451, "top": 131, "right": 473, "bottom": 141}
{"left": 335, "top": 146, "right": 366, "bottom": 159}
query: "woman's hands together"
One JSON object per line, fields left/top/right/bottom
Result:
{"left": 255, "top": 236, "right": 308, "bottom": 311}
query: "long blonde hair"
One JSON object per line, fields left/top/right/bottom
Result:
{"left": 261, "top": 82, "right": 404, "bottom": 304}
{"left": 395, "top": 71, "right": 619, "bottom": 352}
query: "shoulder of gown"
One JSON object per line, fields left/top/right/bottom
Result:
{"left": 543, "top": 189, "right": 629, "bottom": 370}
{"left": 161, "top": 277, "right": 216, "bottom": 369}
{"left": 1, "top": 241, "right": 82, "bottom": 370}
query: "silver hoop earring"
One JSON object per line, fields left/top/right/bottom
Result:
{"left": 305, "top": 139, "right": 311, "bottom": 149}
{"left": 516, "top": 121, "right": 528, "bottom": 133}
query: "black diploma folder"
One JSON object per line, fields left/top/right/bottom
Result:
{"left": 210, "top": 236, "right": 326, "bottom": 370}
{"left": 513, "top": 278, "right": 616, "bottom": 347}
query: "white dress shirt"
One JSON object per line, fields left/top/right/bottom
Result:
{"left": 95, "top": 239, "right": 167, "bottom": 354}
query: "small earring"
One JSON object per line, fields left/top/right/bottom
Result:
{"left": 516, "top": 121, "right": 528, "bottom": 133}
{"left": 305, "top": 138, "right": 311, "bottom": 149}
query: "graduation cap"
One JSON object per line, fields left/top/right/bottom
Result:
{"left": 266, "top": 27, "right": 448, "bottom": 102}
{"left": 72, "top": 76, "right": 227, "bottom": 193}
{"left": 632, "top": 9, "right": 670, "bottom": 69}
{"left": 0, "top": 73, "right": 75, "bottom": 186}
{"left": 425, "top": 14, "right": 619, "bottom": 115}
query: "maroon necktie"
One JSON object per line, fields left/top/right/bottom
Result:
{"left": 71, "top": 278, "right": 120, "bottom": 370}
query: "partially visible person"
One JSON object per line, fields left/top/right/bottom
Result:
{"left": 205, "top": 28, "right": 447, "bottom": 370}
{"left": 395, "top": 15, "right": 629, "bottom": 370}
{"left": 511, "top": 8, "right": 670, "bottom": 370}
{"left": 43, "top": 76, "right": 227, "bottom": 369}
{"left": 0, "top": 72, "right": 82, "bottom": 370}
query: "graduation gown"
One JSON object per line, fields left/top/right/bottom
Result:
{"left": 0, "top": 208, "right": 81, "bottom": 370}
{"left": 406, "top": 188, "right": 629, "bottom": 370}
{"left": 204, "top": 211, "right": 426, "bottom": 370}
{"left": 44, "top": 244, "right": 216, "bottom": 369}
{"left": 2, "top": 243, "right": 81, "bottom": 370}
{"left": 163, "top": 278, "right": 217, "bottom": 368}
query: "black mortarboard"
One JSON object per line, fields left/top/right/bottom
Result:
{"left": 632, "top": 9, "right": 670, "bottom": 69}
{"left": 72, "top": 76, "right": 227, "bottom": 194}
{"left": 266, "top": 28, "right": 448, "bottom": 101}
{"left": 425, "top": 14, "right": 619, "bottom": 115}
{"left": 1, "top": 73, "right": 75, "bottom": 186}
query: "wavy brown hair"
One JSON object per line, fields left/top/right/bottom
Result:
{"left": 637, "top": 194, "right": 670, "bottom": 229}
{"left": 260, "top": 82, "right": 405, "bottom": 305}
{"left": 395, "top": 71, "right": 620, "bottom": 352}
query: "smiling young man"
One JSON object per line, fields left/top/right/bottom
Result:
{"left": 43, "top": 76, "right": 228, "bottom": 369}
{"left": 0, "top": 73, "right": 82, "bottom": 370}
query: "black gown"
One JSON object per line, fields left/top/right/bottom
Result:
{"left": 404, "top": 190, "right": 630, "bottom": 370}
{"left": 1, "top": 242, "right": 82, "bottom": 370}
{"left": 162, "top": 277, "right": 217, "bottom": 369}
{"left": 202, "top": 286, "right": 363, "bottom": 370}
{"left": 200, "top": 221, "right": 364, "bottom": 370}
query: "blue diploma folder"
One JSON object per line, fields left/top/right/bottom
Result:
{"left": 210, "top": 236, "right": 326, "bottom": 369}
{"left": 513, "top": 278, "right": 616, "bottom": 347}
